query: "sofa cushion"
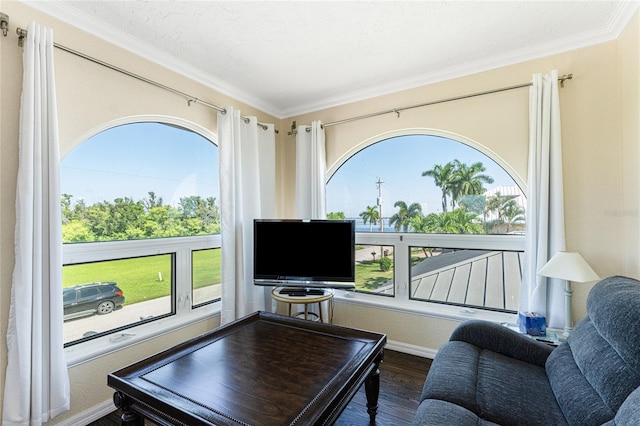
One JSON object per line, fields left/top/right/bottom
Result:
{"left": 450, "top": 320, "right": 553, "bottom": 367}
{"left": 419, "top": 341, "right": 481, "bottom": 413}
{"left": 570, "top": 320, "right": 640, "bottom": 411}
{"left": 587, "top": 276, "right": 640, "bottom": 374}
{"left": 614, "top": 386, "right": 640, "bottom": 425}
{"left": 477, "top": 349, "right": 567, "bottom": 425}
{"left": 547, "top": 276, "right": 640, "bottom": 425}
{"left": 421, "top": 340, "right": 567, "bottom": 425}
{"left": 413, "top": 399, "right": 499, "bottom": 426}
{"left": 547, "top": 342, "right": 616, "bottom": 425}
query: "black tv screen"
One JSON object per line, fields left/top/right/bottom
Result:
{"left": 253, "top": 219, "right": 356, "bottom": 289}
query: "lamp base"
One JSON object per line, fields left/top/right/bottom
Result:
{"left": 563, "top": 282, "right": 573, "bottom": 340}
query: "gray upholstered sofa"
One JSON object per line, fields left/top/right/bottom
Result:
{"left": 413, "top": 275, "right": 640, "bottom": 425}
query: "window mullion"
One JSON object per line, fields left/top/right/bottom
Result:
{"left": 174, "top": 246, "right": 191, "bottom": 314}
{"left": 394, "top": 238, "right": 410, "bottom": 301}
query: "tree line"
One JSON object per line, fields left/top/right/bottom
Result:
{"left": 341, "top": 160, "right": 525, "bottom": 234}
{"left": 62, "top": 160, "right": 524, "bottom": 243}
{"left": 61, "top": 191, "right": 220, "bottom": 243}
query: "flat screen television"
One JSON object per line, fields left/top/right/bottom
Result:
{"left": 253, "top": 219, "right": 356, "bottom": 289}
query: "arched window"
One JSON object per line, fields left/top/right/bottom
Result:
{"left": 60, "top": 121, "right": 220, "bottom": 347}
{"left": 327, "top": 132, "right": 525, "bottom": 313}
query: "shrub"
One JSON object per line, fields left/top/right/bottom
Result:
{"left": 379, "top": 256, "right": 392, "bottom": 272}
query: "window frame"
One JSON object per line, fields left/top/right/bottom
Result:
{"left": 327, "top": 129, "right": 525, "bottom": 324}
{"left": 63, "top": 235, "right": 221, "bottom": 366}
{"left": 336, "top": 232, "right": 523, "bottom": 323}
{"left": 61, "top": 116, "right": 221, "bottom": 366}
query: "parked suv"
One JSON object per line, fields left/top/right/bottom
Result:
{"left": 63, "top": 282, "right": 125, "bottom": 321}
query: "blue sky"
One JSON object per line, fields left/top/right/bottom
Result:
{"left": 61, "top": 122, "right": 219, "bottom": 207}
{"left": 61, "top": 125, "right": 521, "bottom": 217}
{"left": 326, "top": 135, "right": 521, "bottom": 218}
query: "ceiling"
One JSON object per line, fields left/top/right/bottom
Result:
{"left": 28, "top": 1, "right": 638, "bottom": 118}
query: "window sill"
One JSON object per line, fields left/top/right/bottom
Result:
{"left": 65, "top": 301, "right": 221, "bottom": 367}
{"left": 65, "top": 293, "right": 516, "bottom": 366}
{"left": 333, "top": 290, "right": 517, "bottom": 325}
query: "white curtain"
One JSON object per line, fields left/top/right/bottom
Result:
{"left": 295, "top": 121, "right": 326, "bottom": 219}
{"left": 257, "top": 123, "right": 276, "bottom": 220}
{"left": 521, "top": 69, "right": 566, "bottom": 329}
{"left": 219, "top": 108, "right": 276, "bottom": 325}
{"left": 3, "top": 22, "right": 70, "bottom": 425}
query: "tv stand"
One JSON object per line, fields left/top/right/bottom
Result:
{"left": 271, "top": 287, "right": 335, "bottom": 322}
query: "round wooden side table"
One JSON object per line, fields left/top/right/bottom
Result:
{"left": 271, "top": 287, "right": 335, "bottom": 323}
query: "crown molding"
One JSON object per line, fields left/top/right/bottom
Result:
{"left": 284, "top": 2, "right": 639, "bottom": 117}
{"left": 609, "top": 0, "right": 640, "bottom": 38}
{"left": 22, "top": 0, "right": 283, "bottom": 117}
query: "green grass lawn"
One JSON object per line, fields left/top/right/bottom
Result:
{"left": 355, "top": 260, "right": 393, "bottom": 291}
{"left": 63, "top": 249, "right": 221, "bottom": 305}
{"left": 63, "top": 247, "right": 395, "bottom": 303}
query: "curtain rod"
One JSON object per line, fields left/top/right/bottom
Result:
{"left": 320, "top": 74, "right": 573, "bottom": 129}
{"left": 288, "top": 74, "right": 572, "bottom": 134}
{"left": 16, "top": 27, "right": 277, "bottom": 132}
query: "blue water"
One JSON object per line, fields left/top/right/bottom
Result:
{"left": 350, "top": 218, "right": 397, "bottom": 233}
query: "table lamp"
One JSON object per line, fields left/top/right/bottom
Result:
{"left": 538, "top": 251, "right": 599, "bottom": 337}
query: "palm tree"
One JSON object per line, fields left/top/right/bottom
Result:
{"left": 389, "top": 201, "right": 422, "bottom": 232}
{"left": 443, "top": 209, "right": 484, "bottom": 234}
{"left": 501, "top": 200, "right": 525, "bottom": 233}
{"left": 450, "top": 160, "right": 494, "bottom": 208}
{"left": 410, "top": 214, "right": 438, "bottom": 233}
{"left": 484, "top": 192, "right": 523, "bottom": 233}
{"left": 422, "top": 162, "right": 457, "bottom": 212}
{"left": 411, "top": 209, "right": 483, "bottom": 234}
{"left": 359, "top": 205, "right": 380, "bottom": 232}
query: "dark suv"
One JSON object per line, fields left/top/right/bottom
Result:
{"left": 63, "top": 282, "right": 125, "bottom": 321}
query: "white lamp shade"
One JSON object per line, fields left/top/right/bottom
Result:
{"left": 538, "top": 251, "right": 600, "bottom": 283}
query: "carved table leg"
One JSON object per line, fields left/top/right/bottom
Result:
{"left": 364, "top": 350, "right": 384, "bottom": 423}
{"left": 113, "top": 391, "right": 144, "bottom": 426}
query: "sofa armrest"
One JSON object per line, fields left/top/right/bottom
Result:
{"left": 450, "top": 320, "right": 554, "bottom": 367}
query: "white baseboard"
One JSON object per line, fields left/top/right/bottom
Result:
{"left": 58, "top": 399, "right": 115, "bottom": 426}
{"left": 384, "top": 339, "right": 437, "bottom": 359}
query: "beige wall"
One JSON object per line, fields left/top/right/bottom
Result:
{"left": 619, "top": 10, "right": 640, "bottom": 278}
{"left": 0, "top": 1, "right": 638, "bottom": 423}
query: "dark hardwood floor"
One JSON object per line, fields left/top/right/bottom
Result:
{"left": 334, "top": 350, "right": 431, "bottom": 425}
{"left": 90, "top": 350, "right": 431, "bottom": 426}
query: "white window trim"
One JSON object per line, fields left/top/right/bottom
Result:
{"left": 337, "top": 232, "right": 524, "bottom": 324}
{"left": 327, "top": 129, "right": 527, "bottom": 325}
{"left": 61, "top": 117, "right": 220, "bottom": 366}
{"left": 63, "top": 235, "right": 221, "bottom": 366}
{"left": 327, "top": 128, "right": 526, "bottom": 191}
{"left": 63, "top": 114, "right": 218, "bottom": 159}
{"left": 334, "top": 291, "right": 517, "bottom": 324}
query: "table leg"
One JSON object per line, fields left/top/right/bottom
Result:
{"left": 113, "top": 391, "right": 144, "bottom": 426}
{"left": 319, "top": 302, "right": 324, "bottom": 322}
{"left": 364, "top": 351, "right": 384, "bottom": 423}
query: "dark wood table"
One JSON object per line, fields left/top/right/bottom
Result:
{"left": 108, "top": 311, "right": 386, "bottom": 425}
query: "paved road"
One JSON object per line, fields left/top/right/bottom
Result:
{"left": 355, "top": 245, "right": 394, "bottom": 262}
{"left": 64, "top": 285, "right": 220, "bottom": 343}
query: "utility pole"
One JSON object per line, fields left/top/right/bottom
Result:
{"left": 375, "top": 177, "right": 384, "bottom": 233}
